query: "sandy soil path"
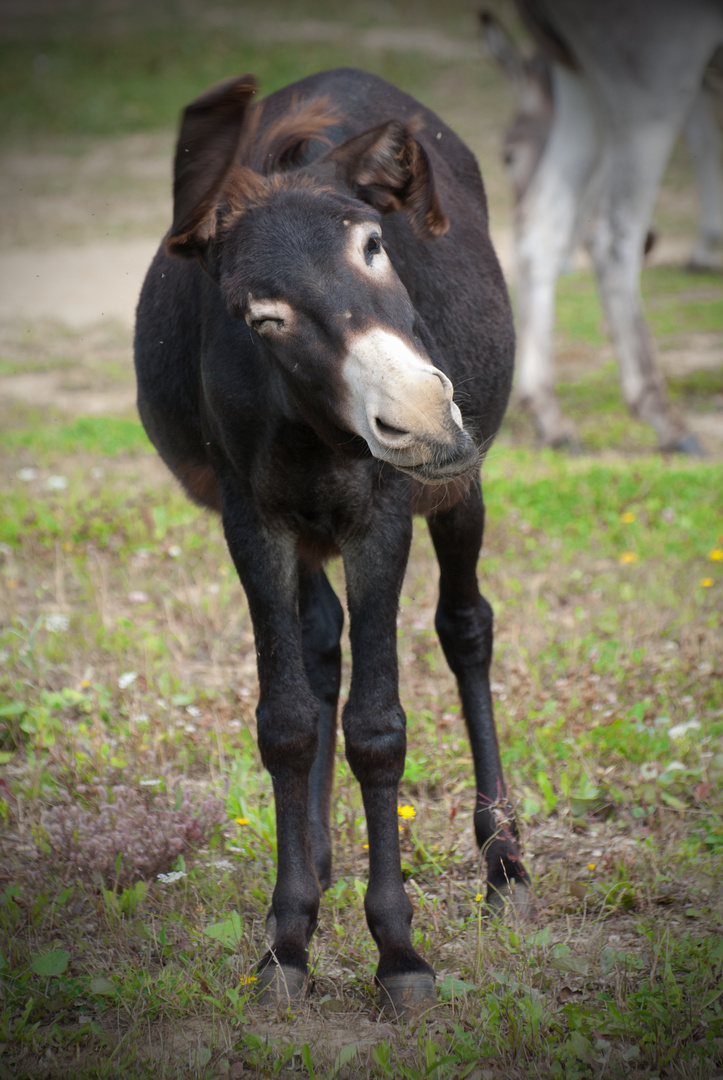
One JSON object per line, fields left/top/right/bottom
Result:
{"left": 0, "top": 230, "right": 704, "bottom": 332}
{"left": 0, "top": 239, "right": 159, "bottom": 329}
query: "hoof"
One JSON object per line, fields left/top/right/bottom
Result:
{"left": 664, "top": 433, "right": 705, "bottom": 457}
{"left": 686, "top": 255, "right": 722, "bottom": 274}
{"left": 255, "top": 962, "right": 306, "bottom": 1006}
{"left": 486, "top": 879, "right": 534, "bottom": 920}
{"left": 377, "top": 972, "right": 437, "bottom": 1018}
{"left": 547, "top": 434, "right": 584, "bottom": 456}
{"left": 264, "top": 910, "right": 276, "bottom": 947}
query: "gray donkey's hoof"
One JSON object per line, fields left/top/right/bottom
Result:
{"left": 667, "top": 433, "right": 705, "bottom": 457}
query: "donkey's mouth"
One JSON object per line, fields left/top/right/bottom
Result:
{"left": 393, "top": 433, "right": 480, "bottom": 485}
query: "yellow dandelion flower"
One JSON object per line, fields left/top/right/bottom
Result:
{"left": 709, "top": 549, "right": 723, "bottom": 562}
{"left": 397, "top": 805, "right": 416, "bottom": 820}
{"left": 474, "top": 893, "right": 484, "bottom": 902}
{"left": 701, "top": 578, "right": 714, "bottom": 588}
{"left": 587, "top": 863, "right": 596, "bottom": 871}
{"left": 235, "top": 817, "right": 249, "bottom": 825}
{"left": 81, "top": 679, "right": 90, "bottom": 689}
{"left": 239, "top": 975, "right": 257, "bottom": 986}
{"left": 620, "top": 512, "right": 636, "bottom": 524}
{"left": 363, "top": 843, "right": 369, "bottom": 849}
{"left": 619, "top": 552, "right": 638, "bottom": 564}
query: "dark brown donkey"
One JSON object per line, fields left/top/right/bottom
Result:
{"left": 134, "top": 67, "right": 529, "bottom": 1014}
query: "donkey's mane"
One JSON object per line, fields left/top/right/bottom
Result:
{"left": 242, "top": 95, "right": 341, "bottom": 176}
{"left": 222, "top": 95, "right": 341, "bottom": 214}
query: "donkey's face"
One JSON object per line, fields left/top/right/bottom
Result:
{"left": 166, "top": 76, "right": 478, "bottom": 484}
{"left": 221, "top": 188, "right": 474, "bottom": 483}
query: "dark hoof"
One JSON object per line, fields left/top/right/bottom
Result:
{"left": 665, "top": 434, "right": 706, "bottom": 457}
{"left": 265, "top": 910, "right": 276, "bottom": 947}
{"left": 486, "top": 879, "right": 534, "bottom": 920}
{"left": 377, "top": 972, "right": 437, "bottom": 1018}
{"left": 255, "top": 962, "right": 306, "bottom": 1006}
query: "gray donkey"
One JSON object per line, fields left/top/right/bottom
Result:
{"left": 483, "top": 0, "right": 723, "bottom": 452}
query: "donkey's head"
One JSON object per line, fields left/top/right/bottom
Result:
{"left": 165, "top": 76, "right": 479, "bottom": 485}
{"left": 480, "top": 11, "right": 553, "bottom": 203}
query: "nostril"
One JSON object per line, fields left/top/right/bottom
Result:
{"left": 434, "top": 369, "right": 454, "bottom": 401}
{"left": 374, "top": 417, "right": 410, "bottom": 441}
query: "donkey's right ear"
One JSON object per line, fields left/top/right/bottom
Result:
{"left": 166, "top": 75, "right": 257, "bottom": 260}
{"left": 479, "top": 10, "right": 526, "bottom": 89}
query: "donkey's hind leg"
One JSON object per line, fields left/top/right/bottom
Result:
{"left": 300, "top": 567, "right": 344, "bottom": 891}
{"left": 428, "top": 481, "right": 530, "bottom": 914}
{"left": 684, "top": 84, "right": 723, "bottom": 273}
{"left": 586, "top": 118, "right": 701, "bottom": 452}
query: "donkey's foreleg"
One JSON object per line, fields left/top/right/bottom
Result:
{"left": 221, "top": 493, "right": 320, "bottom": 1002}
{"left": 342, "top": 507, "right": 435, "bottom": 1015}
{"left": 300, "top": 567, "right": 344, "bottom": 891}
{"left": 428, "top": 482, "right": 529, "bottom": 914}
{"left": 514, "top": 64, "right": 598, "bottom": 448}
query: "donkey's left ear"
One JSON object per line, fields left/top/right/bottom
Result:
{"left": 324, "top": 121, "right": 449, "bottom": 239}
{"left": 167, "top": 75, "right": 257, "bottom": 260}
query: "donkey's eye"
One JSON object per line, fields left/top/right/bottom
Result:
{"left": 364, "top": 234, "right": 383, "bottom": 263}
{"left": 251, "top": 318, "right": 284, "bottom": 335}
{"left": 244, "top": 298, "right": 293, "bottom": 335}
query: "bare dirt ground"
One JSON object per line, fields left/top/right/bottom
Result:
{"left": 0, "top": 238, "right": 159, "bottom": 329}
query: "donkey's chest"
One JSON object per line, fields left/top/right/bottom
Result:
{"left": 251, "top": 444, "right": 384, "bottom": 566}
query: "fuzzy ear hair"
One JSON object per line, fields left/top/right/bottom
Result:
{"left": 324, "top": 120, "right": 449, "bottom": 239}
{"left": 166, "top": 75, "right": 258, "bottom": 259}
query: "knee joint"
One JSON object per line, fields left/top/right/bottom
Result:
{"left": 343, "top": 705, "right": 406, "bottom": 785}
{"left": 436, "top": 597, "right": 493, "bottom": 670}
{"left": 257, "top": 694, "right": 319, "bottom": 772}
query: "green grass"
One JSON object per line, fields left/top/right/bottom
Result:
{"left": 0, "top": 281, "right": 721, "bottom": 1075}
{"left": 668, "top": 366, "right": 723, "bottom": 410}
{"left": 555, "top": 267, "right": 723, "bottom": 349}
{"left": 0, "top": 0, "right": 488, "bottom": 143}
{"left": 555, "top": 273, "right": 607, "bottom": 348}
{"left": 0, "top": 35, "right": 345, "bottom": 139}
{"left": 0, "top": 357, "right": 76, "bottom": 377}
{"left": 1, "top": 0, "right": 722, "bottom": 1072}
{"left": 484, "top": 451, "right": 723, "bottom": 562}
{"left": 1, "top": 415, "right": 150, "bottom": 459}
{"left": 1, "top": 426, "right": 721, "bottom": 1077}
